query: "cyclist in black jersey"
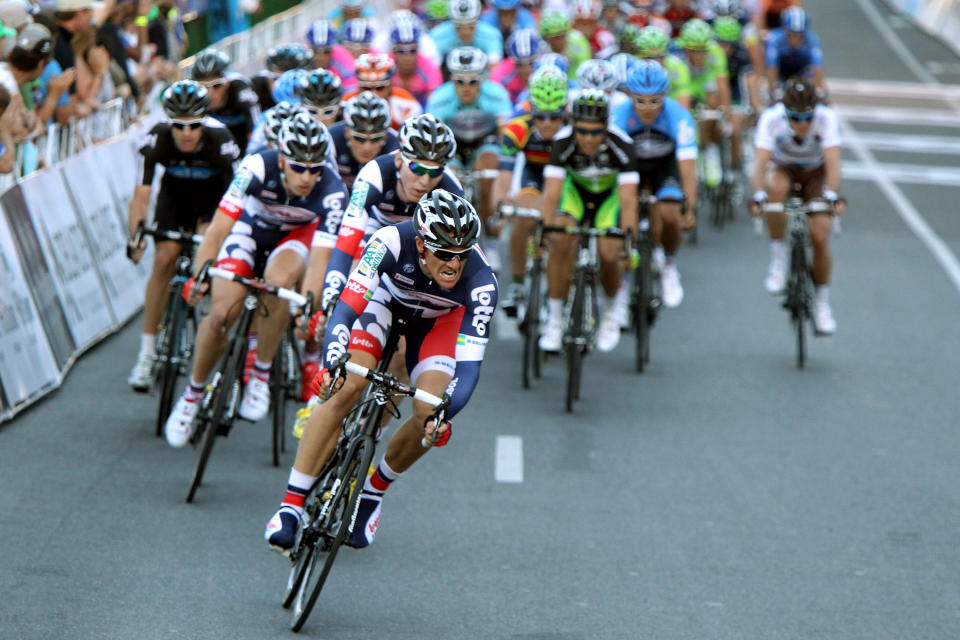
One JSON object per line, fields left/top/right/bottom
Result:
{"left": 189, "top": 48, "right": 261, "bottom": 153}
{"left": 251, "top": 43, "right": 314, "bottom": 112}
{"left": 539, "top": 90, "right": 639, "bottom": 354}
{"left": 126, "top": 81, "right": 241, "bottom": 391}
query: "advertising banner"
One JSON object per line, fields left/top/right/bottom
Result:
{"left": 18, "top": 169, "right": 117, "bottom": 350}
{"left": 61, "top": 148, "right": 149, "bottom": 323}
{"left": 0, "top": 202, "right": 60, "bottom": 413}
{"left": 0, "top": 186, "right": 75, "bottom": 369}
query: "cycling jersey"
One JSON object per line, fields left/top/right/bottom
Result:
{"left": 328, "top": 121, "right": 399, "bottom": 190}
{"left": 677, "top": 42, "right": 728, "bottom": 103}
{"left": 342, "top": 86, "right": 422, "bottom": 131}
{"left": 754, "top": 102, "right": 840, "bottom": 169}
{"left": 323, "top": 220, "right": 497, "bottom": 417}
{"left": 765, "top": 29, "right": 823, "bottom": 84}
{"left": 325, "top": 6, "right": 376, "bottom": 28}
{"left": 500, "top": 114, "right": 556, "bottom": 172}
{"left": 479, "top": 6, "right": 537, "bottom": 34}
{"left": 139, "top": 119, "right": 240, "bottom": 231}
{"left": 586, "top": 27, "right": 617, "bottom": 59}
{"left": 425, "top": 80, "right": 513, "bottom": 123}
{"left": 625, "top": 12, "right": 672, "bottom": 34}
{"left": 216, "top": 150, "right": 347, "bottom": 276}
{"left": 429, "top": 20, "right": 504, "bottom": 65}
{"left": 561, "top": 30, "right": 592, "bottom": 79}
{"left": 661, "top": 54, "right": 693, "bottom": 103}
{"left": 663, "top": 6, "right": 699, "bottom": 37}
{"left": 724, "top": 43, "right": 753, "bottom": 105}
{"left": 327, "top": 45, "right": 359, "bottom": 86}
{"left": 490, "top": 58, "right": 530, "bottom": 103}
{"left": 544, "top": 125, "right": 639, "bottom": 194}
{"left": 209, "top": 72, "right": 260, "bottom": 153}
{"left": 322, "top": 152, "right": 464, "bottom": 309}
{"left": 250, "top": 71, "right": 275, "bottom": 112}
{"left": 390, "top": 54, "right": 442, "bottom": 106}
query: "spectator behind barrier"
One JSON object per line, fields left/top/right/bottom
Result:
{"left": 0, "top": 84, "right": 14, "bottom": 173}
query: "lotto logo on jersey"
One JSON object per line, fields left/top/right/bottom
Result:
{"left": 469, "top": 283, "right": 496, "bottom": 337}
{"left": 322, "top": 191, "right": 345, "bottom": 214}
{"left": 356, "top": 239, "right": 388, "bottom": 279}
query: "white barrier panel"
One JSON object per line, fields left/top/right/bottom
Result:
{"left": 61, "top": 147, "right": 150, "bottom": 324}
{"left": 0, "top": 202, "right": 60, "bottom": 413}
{"left": 889, "top": 0, "right": 960, "bottom": 57}
{"left": 18, "top": 169, "right": 117, "bottom": 349}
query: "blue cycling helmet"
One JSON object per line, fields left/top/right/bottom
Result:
{"left": 305, "top": 20, "right": 337, "bottom": 48}
{"left": 507, "top": 28, "right": 542, "bottom": 61}
{"left": 781, "top": 6, "right": 808, "bottom": 33}
{"left": 272, "top": 69, "right": 308, "bottom": 104}
{"left": 493, "top": 0, "right": 522, "bottom": 8}
{"left": 390, "top": 12, "right": 422, "bottom": 44}
{"left": 341, "top": 18, "right": 375, "bottom": 45}
{"left": 625, "top": 59, "right": 670, "bottom": 95}
{"left": 534, "top": 52, "right": 569, "bottom": 75}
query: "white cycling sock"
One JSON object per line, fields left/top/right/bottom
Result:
{"left": 547, "top": 298, "right": 563, "bottom": 323}
{"left": 139, "top": 333, "right": 155, "bottom": 359}
{"left": 282, "top": 468, "right": 317, "bottom": 515}
{"left": 770, "top": 240, "right": 786, "bottom": 262}
{"left": 815, "top": 285, "right": 830, "bottom": 305}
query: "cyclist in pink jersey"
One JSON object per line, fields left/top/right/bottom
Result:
{"left": 490, "top": 28, "right": 543, "bottom": 103}
{"left": 388, "top": 13, "right": 442, "bottom": 107}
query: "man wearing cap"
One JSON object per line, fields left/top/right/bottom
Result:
{"left": 0, "top": 24, "right": 57, "bottom": 141}
{"left": 53, "top": 0, "right": 93, "bottom": 72}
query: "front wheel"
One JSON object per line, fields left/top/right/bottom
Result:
{"left": 521, "top": 257, "right": 543, "bottom": 389}
{"left": 632, "top": 259, "right": 651, "bottom": 373}
{"left": 565, "top": 267, "right": 587, "bottom": 413}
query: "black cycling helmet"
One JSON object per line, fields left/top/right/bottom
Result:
{"left": 8, "top": 24, "right": 53, "bottom": 72}
{"left": 264, "top": 101, "right": 303, "bottom": 147}
{"left": 398, "top": 113, "right": 457, "bottom": 163}
{"left": 782, "top": 76, "right": 818, "bottom": 115}
{"left": 162, "top": 80, "right": 211, "bottom": 119}
{"left": 190, "top": 48, "right": 230, "bottom": 80}
{"left": 278, "top": 111, "right": 332, "bottom": 163}
{"left": 343, "top": 91, "right": 390, "bottom": 134}
{"left": 571, "top": 88, "right": 609, "bottom": 123}
{"left": 414, "top": 188, "right": 481, "bottom": 251}
{"left": 297, "top": 68, "right": 343, "bottom": 108}
{"left": 266, "top": 43, "right": 314, "bottom": 74}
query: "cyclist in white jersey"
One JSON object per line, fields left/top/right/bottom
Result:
{"left": 751, "top": 77, "right": 843, "bottom": 335}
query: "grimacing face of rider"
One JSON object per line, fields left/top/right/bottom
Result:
{"left": 415, "top": 236, "right": 467, "bottom": 289}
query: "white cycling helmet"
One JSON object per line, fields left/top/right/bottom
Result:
{"left": 449, "top": 0, "right": 482, "bottom": 22}
{"left": 415, "top": 189, "right": 481, "bottom": 251}
{"left": 446, "top": 46, "right": 487, "bottom": 75}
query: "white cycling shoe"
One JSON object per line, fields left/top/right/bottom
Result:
{"left": 813, "top": 301, "right": 837, "bottom": 336}
{"left": 127, "top": 353, "right": 154, "bottom": 392}
{"left": 538, "top": 316, "right": 564, "bottom": 352}
{"left": 239, "top": 377, "right": 271, "bottom": 422}
{"left": 764, "top": 256, "right": 787, "bottom": 294}
{"left": 596, "top": 311, "right": 622, "bottom": 352}
{"left": 165, "top": 395, "right": 199, "bottom": 448}
{"left": 661, "top": 265, "right": 684, "bottom": 308}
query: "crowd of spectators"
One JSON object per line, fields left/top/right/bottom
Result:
{"left": 0, "top": 0, "right": 189, "bottom": 173}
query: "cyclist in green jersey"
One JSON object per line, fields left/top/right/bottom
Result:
{"left": 538, "top": 90, "right": 639, "bottom": 354}
{"left": 539, "top": 11, "right": 591, "bottom": 80}
{"left": 633, "top": 25, "right": 693, "bottom": 111}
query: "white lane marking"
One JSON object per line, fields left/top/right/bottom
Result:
{"left": 849, "top": 131, "right": 960, "bottom": 155}
{"left": 841, "top": 119, "right": 960, "bottom": 294}
{"left": 926, "top": 61, "right": 960, "bottom": 74}
{"left": 828, "top": 78, "right": 960, "bottom": 99}
{"left": 888, "top": 14, "right": 911, "bottom": 29}
{"left": 834, "top": 105, "right": 960, "bottom": 128}
{"left": 855, "top": 0, "right": 939, "bottom": 85}
{"left": 842, "top": 161, "right": 960, "bottom": 187}
{"left": 495, "top": 435, "right": 523, "bottom": 483}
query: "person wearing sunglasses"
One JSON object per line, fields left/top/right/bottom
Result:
{"left": 265, "top": 188, "right": 498, "bottom": 555}
{"left": 765, "top": 6, "right": 825, "bottom": 95}
{"left": 612, "top": 60, "right": 698, "bottom": 310}
{"left": 494, "top": 66, "right": 568, "bottom": 318}
{"left": 189, "top": 48, "right": 260, "bottom": 153}
{"left": 387, "top": 12, "right": 442, "bottom": 108}
{"left": 125, "top": 81, "right": 241, "bottom": 392}
{"left": 538, "top": 89, "right": 639, "bottom": 354}
{"left": 479, "top": 0, "right": 536, "bottom": 43}
{"left": 163, "top": 114, "right": 347, "bottom": 447}
{"left": 751, "top": 76, "right": 842, "bottom": 335}
{"left": 490, "top": 28, "right": 543, "bottom": 104}
{"left": 429, "top": 0, "right": 504, "bottom": 67}
{"left": 713, "top": 16, "right": 761, "bottom": 186}
{"left": 297, "top": 68, "right": 344, "bottom": 129}
{"left": 342, "top": 53, "right": 423, "bottom": 131}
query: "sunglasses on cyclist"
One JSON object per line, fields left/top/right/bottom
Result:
{"left": 632, "top": 95, "right": 663, "bottom": 107}
{"left": 287, "top": 161, "right": 324, "bottom": 175}
{"left": 574, "top": 126, "right": 605, "bottom": 137}
{"left": 453, "top": 77, "right": 481, "bottom": 86}
{"left": 787, "top": 111, "right": 814, "bottom": 122}
{"left": 426, "top": 245, "right": 470, "bottom": 262}
{"left": 393, "top": 46, "right": 418, "bottom": 55}
{"left": 404, "top": 157, "right": 445, "bottom": 178}
{"left": 306, "top": 105, "right": 340, "bottom": 118}
{"left": 350, "top": 131, "right": 387, "bottom": 144}
{"left": 533, "top": 112, "right": 564, "bottom": 121}
{"left": 171, "top": 120, "right": 203, "bottom": 130}
{"left": 360, "top": 82, "right": 392, "bottom": 91}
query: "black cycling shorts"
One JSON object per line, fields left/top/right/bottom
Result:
{"left": 518, "top": 163, "right": 545, "bottom": 192}
{"left": 637, "top": 154, "right": 684, "bottom": 202}
{"left": 153, "top": 189, "right": 218, "bottom": 234}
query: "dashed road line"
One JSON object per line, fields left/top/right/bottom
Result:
{"left": 495, "top": 435, "right": 524, "bottom": 483}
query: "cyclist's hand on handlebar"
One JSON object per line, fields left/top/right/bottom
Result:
{"left": 309, "top": 367, "right": 332, "bottom": 398}
{"left": 749, "top": 190, "right": 768, "bottom": 217}
{"left": 681, "top": 211, "right": 696, "bottom": 231}
{"left": 181, "top": 276, "right": 208, "bottom": 306}
{"left": 126, "top": 237, "right": 145, "bottom": 263}
{"left": 307, "top": 309, "right": 327, "bottom": 343}
{"left": 423, "top": 419, "right": 451, "bottom": 447}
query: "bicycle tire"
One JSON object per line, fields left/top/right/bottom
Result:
{"left": 270, "top": 335, "right": 289, "bottom": 467}
{"left": 565, "top": 266, "right": 586, "bottom": 413}
{"left": 788, "top": 237, "right": 808, "bottom": 369}
{"left": 153, "top": 294, "right": 181, "bottom": 437}
{"left": 281, "top": 462, "right": 336, "bottom": 609}
{"left": 186, "top": 316, "right": 250, "bottom": 503}
{"left": 710, "top": 187, "right": 724, "bottom": 229}
{"left": 291, "top": 435, "right": 376, "bottom": 632}
{"left": 521, "top": 257, "right": 543, "bottom": 389}
{"left": 633, "top": 255, "right": 651, "bottom": 373}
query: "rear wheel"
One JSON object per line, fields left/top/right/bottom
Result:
{"left": 521, "top": 257, "right": 543, "bottom": 389}
{"left": 788, "top": 237, "right": 808, "bottom": 370}
{"left": 154, "top": 296, "right": 181, "bottom": 437}
{"left": 565, "top": 267, "right": 586, "bottom": 413}
{"left": 270, "top": 338, "right": 289, "bottom": 467}
{"left": 632, "top": 257, "right": 651, "bottom": 373}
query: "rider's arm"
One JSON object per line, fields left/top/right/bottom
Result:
{"left": 807, "top": 32, "right": 826, "bottom": 89}
{"left": 765, "top": 33, "right": 781, "bottom": 91}
{"left": 820, "top": 107, "right": 842, "bottom": 196}
{"left": 673, "top": 105, "right": 699, "bottom": 211}
{"left": 540, "top": 173, "right": 564, "bottom": 228}
{"left": 129, "top": 127, "right": 162, "bottom": 235}
{"left": 194, "top": 155, "right": 264, "bottom": 275}
{"left": 128, "top": 185, "right": 151, "bottom": 236}
{"left": 494, "top": 120, "right": 524, "bottom": 206}
{"left": 445, "top": 273, "right": 499, "bottom": 417}
{"left": 679, "top": 159, "right": 697, "bottom": 215}
{"left": 611, "top": 127, "right": 640, "bottom": 235}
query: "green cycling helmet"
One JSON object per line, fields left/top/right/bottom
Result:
{"left": 636, "top": 25, "right": 670, "bottom": 58}
{"left": 426, "top": 0, "right": 449, "bottom": 20}
{"left": 678, "top": 18, "right": 713, "bottom": 51}
{"left": 713, "top": 16, "right": 742, "bottom": 43}
{"left": 618, "top": 24, "right": 642, "bottom": 55}
{"left": 539, "top": 12, "right": 570, "bottom": 38}
{"left": 529, "top": 67, "right": 569, "bottom": 113}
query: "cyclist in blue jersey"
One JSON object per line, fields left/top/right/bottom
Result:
{"left": 611, "top": 60, "right": 698, "bottom": 308}
{"left": 427, "top": 46, "right": 512, "bottom": 242}
{"left": 164, "top": 114, "right": 347, "bottom": 447}
{"left": 430, "top": 0, "right": 504, "bottom": 67}
{"left": 765, "top": 6, "right": 825, "bottom": 92}
{"left": 265, "top": 191, "right": 497, "bottom": 553}
{"left": 326, "top": 0, "right": 375, "bottom": 29}
{"left": 480, "top": 0, "right": 537, "bottom": 45}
